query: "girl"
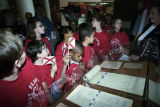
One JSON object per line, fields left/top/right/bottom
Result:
{"left": 26, "top": 17, "right": 52, "bottom": 55}
{"left": 55, "top": 26, "right": 73, "bottom": 80}
{"left": 109, "top": 18, "right": 130, "bottom": 60}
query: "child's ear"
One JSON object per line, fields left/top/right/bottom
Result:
{"left": 85, "top": 36, "right": 89, "bottom": 41}
{"left": 37, "top": 53, "right": 41, "bottom": 58}
{"left": 69, "top": 51, "right": 73, "bottom": 56}
{"left": 15, "top": 60, "right": 21, "bottom": 68}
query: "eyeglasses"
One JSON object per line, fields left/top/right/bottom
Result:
{"left": 37, "top": 25, "right": 44, "bottom": 28}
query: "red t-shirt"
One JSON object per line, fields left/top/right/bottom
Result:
{"left": 33, "top": 65, "right": 53, "bottom": 87}
{"left": 110, "top": 32, "right": 130, "bottom": 60}
{"left": 73, "top": 32, "right": 79, "bottom": 41}
{"left": 55, "top": 42, "right": 68, "bottom": 80}
{"left": 93, "top": 31, "right": 110, "bottom": 60}
{"left": 25, "top": 37, "right": 52, "bottom": 54}
{"left": 63, "top": 63, "right": 82, "bottom": 92}
{"left": 81, "top": 46, "right": 94, "bottom": 69}
{"left": 0, "top": 69, "right": 48, "bottom": 107}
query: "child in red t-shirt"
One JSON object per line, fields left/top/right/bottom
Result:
{"left": 92, "top": 16, "right": 110, "bottom": 61}
{"left": 62, "top": 40, "right": 84, "bottom": 92}
{"left": 55, "top": 26, "right": 73, "bottom": 80}
{"left": 26, "top": 17, "right": 52, "bottom": 55}
{"left": 26, "top": 40, "right": 70, "bottom": 101}
{"left": 69, "top": 20, "right": 79, "bottom": 40}
{"left": 0, "top": 30, "right": 50, "bottom": 107}
{"left": 109, "top": 18, "right": 130, "bottom": 60}
{"left": 79, "top": 23, "right": 95, "bottom": 70}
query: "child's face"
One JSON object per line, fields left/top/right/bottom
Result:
{"left": 34, "top": 21, "right": 45, "bottom": 35}
{"left": 92, "top": 18, "right": 100, "bottom": 28}
{"left": 38, "top": 45, "right": 50, "bottom": 58}
{"left": 114, "top": 19, "right": 122, "bottom": 31}
{"left": 65, "top": 31, "right": 73, "bottom": 39}
{"left": 88, "top": 32, "right": 95, "bottom": 44}
{"left": 71, "top": 51, "right": 83, "bottom": 62}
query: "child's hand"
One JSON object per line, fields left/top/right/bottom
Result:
{"left": 63, "top": 53, "right": 70, "bottom": 66}
{"left": 123, "top": 47, "right": 130, "bottom": 55}
{"left": 79, "top": 62, "right": 85, "bottom": 72}
{"left": 51, "top": 64, "right": 57, "bottom": 79}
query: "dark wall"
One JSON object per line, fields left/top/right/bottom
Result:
{"left": 114, "top": 0, "right": 138, "bottom": 21}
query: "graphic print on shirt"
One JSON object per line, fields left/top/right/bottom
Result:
{"left": 110, "top": 38, "right": 122, "bottom": 54}
{"left": 28, "top": 78, "right": 46, "bottom": 107}
{"left": 69, "top": 66, "right": 82, "bottom": 86}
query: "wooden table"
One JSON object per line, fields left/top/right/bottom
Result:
{"left": 52, "top": 61, "right": 160, "bottom": 107}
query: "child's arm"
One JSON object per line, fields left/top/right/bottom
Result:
{"left": 60, "top": 53, "right": 70, "bottom": 78}
{"left": 42, "top": 81, "right": 54, "bottom": 104}
{"left": 50, "top": 64, "right": 57, "bottom": 79}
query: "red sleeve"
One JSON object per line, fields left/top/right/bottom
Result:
{"left": 73, "top": 32, "right": 79, "bottom": 41}
{"left": 122, "top": 32, "right": 130, "bottom": 48}
{"left": 102, "top": 31, "right": 110, "bottom": 54}
{"left": 55, "top": 43, "right": 63, "bottom": 64}
{"left": 55, "top": 42, "right": 64, "bottom": 80}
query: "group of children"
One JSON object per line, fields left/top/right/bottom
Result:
{"left": 0, "top": 14, "right": 130, "bottom": 106}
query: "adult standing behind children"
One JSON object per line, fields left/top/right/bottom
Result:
{"left": 132, "top": 4, "right": 160, "bottom": 63}
{"left": 0, "top": 29, "right": 51, "bottom": 106}
{"left": 92, "top": 15, "right": 110, "bottom": 61}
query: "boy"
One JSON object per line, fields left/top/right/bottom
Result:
{"left": 62, "top": 40, "right": 84, "bottom": 92}
{"left": 0, "top": 30, "right": 70, "bottom": 106}
{"left": 26, "top": 40, "right": 69, "bottom": 101}
{"left": 0, "top": 30, "right": 50, "bottom": 106}
{"left": 26, "top": 40, "right": 56, "bottom": 87}
{"left": 79, "top": 23, "right": 95, "bottom": 69}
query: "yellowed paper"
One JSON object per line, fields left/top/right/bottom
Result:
{"left": 100, "top": 61, "right": 122, "bottom": 69}
{"left": 83, "top": 65, "right": 101, "bottom": 82}
{"left": 123, "top": 63, "right": 143, "bottom": 69}
{"left": 66, "top": 85, "right": 133, "bottom": 107}
{"left": 89, "top": 72, "right": 145, "bottom": 96}
{"left": 148, "top": 80, "right": 160, "bottom": 106}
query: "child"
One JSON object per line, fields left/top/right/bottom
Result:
{"left": 0, "top": 29, "right": 52, "bottom": 106}
{"left": 62, "top": 40, "right": 84, "bottom": 92}
{"left": 79, "top": 23, "right": 95, "bottom": 69}
{"left": 26, "top": 17, "right": 52, "bottom": 55}
{"left": 26, "top": 40, "right": 56, "bottom": 87}
{"left": 26, "top": 40, "right": 69, "bottom": 101}
{"left": 69, "top": 20, "right": 79, "bottom": 40}
{"left": 109, "top": 18, "right": 130, "bottom": 60}
{"left": 55, "top": 26, "right": 73, "bottom": 80}
{"left": 92, "top": 15, "right": 110, "bottom": 61}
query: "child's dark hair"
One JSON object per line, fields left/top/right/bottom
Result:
{"left": 92, "top": 15, "right": 106, "bottom": 29}
{"left": 70, "top": 40, "right": 84, "bottom": 55}
{"left": 79, "top": 23, "right": 94, "bottom": 42}
{"left": 27, "top": 17, "right": 44, "bottom": 40}
{"left": 110, "top": 18, "right": 123, "bottom": 34}
{"left": 60, "top": 26, "right": 72, "bottom": 40}
{"left": 0, "top": 29, "right": 23, "bottom": 79}
{"left": 26, "top": 40, "right": 46, "bottom": 63}
{"left": 56, "top": 26, "right": 72, "bottom": 48}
